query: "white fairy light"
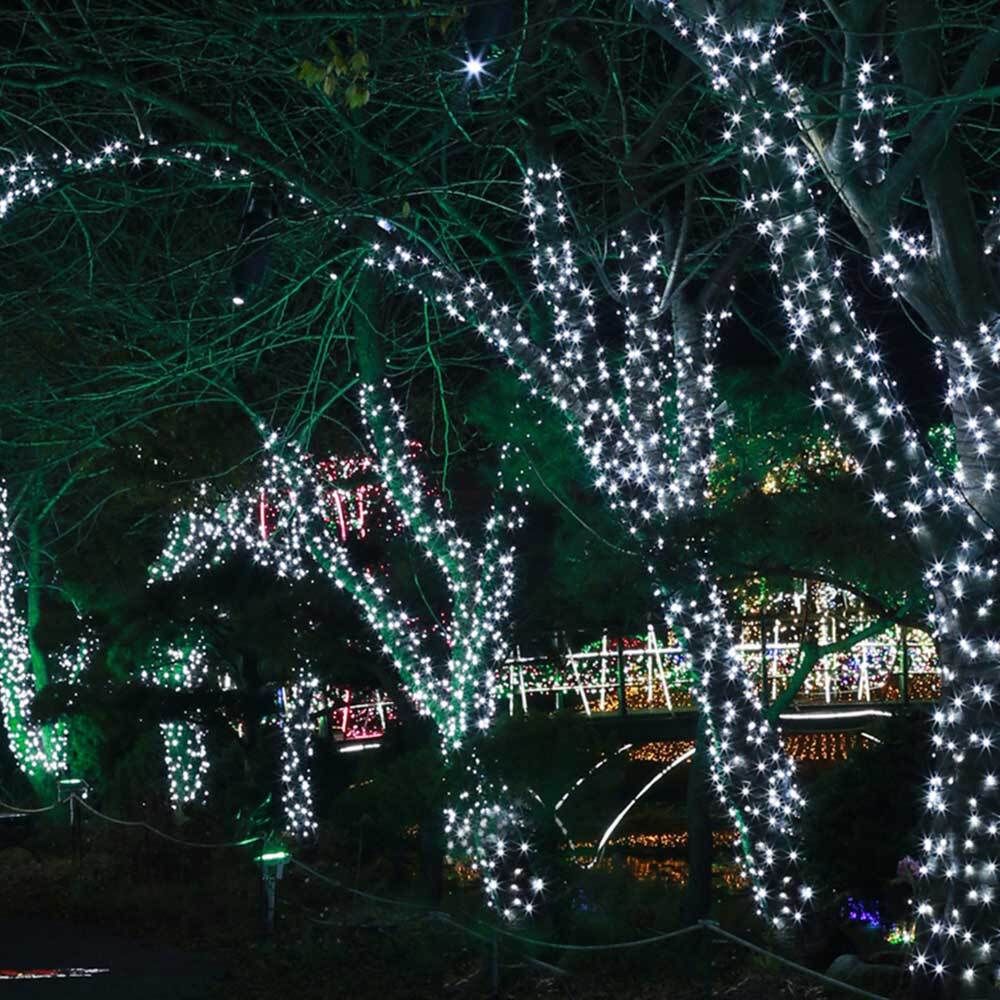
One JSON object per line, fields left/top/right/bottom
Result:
{"left": 150, "top": 385, "right": 540, "bottom": 912}
{"left": 140, "top": 637, "right": 212, "bottom": 810}
{"left": 279, "top": 671, "right": 319, "bottom": 838}
{"left": 363, "top": 168, "right": 810, "bottom": 926}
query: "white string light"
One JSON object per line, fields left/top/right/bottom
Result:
{"left": 279, "top": 670, "right": 319, "bottom": 838}
{"left": 140, "top": 637, "right": 212, "bottom": 810}
{"left": 364, "top": 166, "right": 811, "bottom": 926}
{"left": 638, "top": 1, "right": 1000, "bottom": 982}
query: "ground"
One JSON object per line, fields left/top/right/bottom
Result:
{"left": 0, "top": 822, "right": 901, "bottom": 999}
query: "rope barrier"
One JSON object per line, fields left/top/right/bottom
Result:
{"left": 293, "top": 858, "right": 697, "bottom": 953}
{"left": 0, "top": 796, "right": 66, "bottom": 814}
{"left": 2, "top": 793, "right": 261, "bottom": 848}
{"left": 288, "top": 860, "right": 898, "bottom": 998}
{"left": 290, "top": 858, "right": 433, "bottom": 912}
{"left": 70, "top": 795, "right": 263, "bottom": 849}
{"left": 1, "top": 798, "right": 898, "bottom": 998}
{"left": 699, "top": 921, "right": 892, "bottom": 1000}
{"left": 491, "top": 920, "right": 702, "bottom": 952}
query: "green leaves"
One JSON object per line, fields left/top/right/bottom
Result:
{"left": 294, "top": 59, "right": 325, "bottom": 88}
{"left": 344, "top": 81, "right": 371, "bottom": 110}
{"left": 295, "top": 33, "right": 370, "bottom": 110}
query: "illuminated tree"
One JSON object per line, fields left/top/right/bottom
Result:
{"left": 628, "top": 0, "right": 1000, "bottom": 987}
{"left": 0, "top": 487, "right": 95, "bottom": 786}
{"left": 150, "top": 384, "right": 540, "bottom": 914}
{"left": 367, "top": 167, "right": 814, "bottom": 927}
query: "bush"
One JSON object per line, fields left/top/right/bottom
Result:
{"left": 800, "top": 712, "right": 928, "bottom": 894}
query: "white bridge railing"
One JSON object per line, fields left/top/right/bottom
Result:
{"left": 318, "top": 623, "right": 939, "bottom": 742}
{"left": 502, "top": 624, "right": 939, "bottom": 717}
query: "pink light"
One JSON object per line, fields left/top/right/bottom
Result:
{"left": 340, "top": 687, "right": 352, "bottom": 735}
{"left": 259, "top": 488, "right": 267, "bottom": 540}
{"left": 332, "top": 490, "right": 348, "bottom": 542}
{"left": 344, "top": 726, "right": 384, "bottom": 740}
{"left": 0, "top": 968, "right": 110, "bottom": 979}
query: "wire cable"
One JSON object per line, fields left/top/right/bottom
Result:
{"left": 700, "top": 921, "right": 891, "bottom": 1000}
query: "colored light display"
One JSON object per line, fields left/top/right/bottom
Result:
{"left": 630, "top": 732, "right": 878, "bottom": 765}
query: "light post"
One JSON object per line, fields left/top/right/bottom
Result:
{"left": 255, "top": 849, "right": 290, "bottom": 935}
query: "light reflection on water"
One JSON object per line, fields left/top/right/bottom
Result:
{"left": 573, "top": 853, "right": 747, "bottom": 890}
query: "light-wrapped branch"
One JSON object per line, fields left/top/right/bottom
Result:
{"left": 641, "top": 0, "right": 1000, "bottom": 980}
{"left": 365, "top": 165, "right": 811, "bottom": 927}
{"left": 152, "top": 386, "right": 536, "bottom": 912}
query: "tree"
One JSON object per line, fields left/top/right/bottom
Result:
{"left": 367, "top": 167, "right": 814, "bottom": 928}
{"left": 626, "top": 0, "right": 1000, "bottom": 987}
{"left": 0, "top": 486, "right": 95, "bottom": 791}
{"left": 150, "top": 383, "right": 543, "bottom": 916}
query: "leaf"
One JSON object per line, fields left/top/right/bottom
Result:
{"left": 401, "top": 200, "right": 411, "bottom": 219}
{"left": 295, "top": 59, "right": 325, "bottom": 87}
{"left": 322, "top": 73, "right": 337, "bottom": 97}
{"left": 326, "top": 36, "right": 342, "bottom": 57}
{"left": 344, "top": 83, "right": 370, "bottom": 109}
{"left": 330, "top": 51, "right": 349, "bottom": 77}
{"left": 349, "top": 50, "right": 369, "bottom": 75}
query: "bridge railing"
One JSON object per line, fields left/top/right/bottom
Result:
{"left": 501, "top": 624, "right": 940, "bottom": 717}
{"left": 317, "top": 624, "right": 940, "bottom": 741}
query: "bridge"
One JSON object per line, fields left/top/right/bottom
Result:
{"left": 317, "top": 621, "right": 939, "bottom": 750}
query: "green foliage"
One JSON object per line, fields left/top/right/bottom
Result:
{"left": 479, "top": 712, "right": 611, "bottom": 809}
{"left": 335, "top": 743, "right": 442, "bottom": 854}
{"left": 711, "top": 366, "right": 848, "bottom": 505}
{"left": 800, "top": 713, "right": 928, "bottom": 893}
{"left": 295, "top": 32, "right": 371, "bottom": 108}
{"left": 699, "top": 367, "right": 924, "bottom": 609}
{"left": 927, "top": 422, "right": 957, "bottom": 474}
{"left": 464, "top": 370, "right": 649, "bottom": 631}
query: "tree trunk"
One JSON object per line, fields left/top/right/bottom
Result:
{"left": 25, "top": 513, "right": 55, "bottom": 795}
{"left": 681, "top": 713, "right": 713, "bottom": 924}
{"left": 25, "top": 518, "right": 49, "bottom": 694}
